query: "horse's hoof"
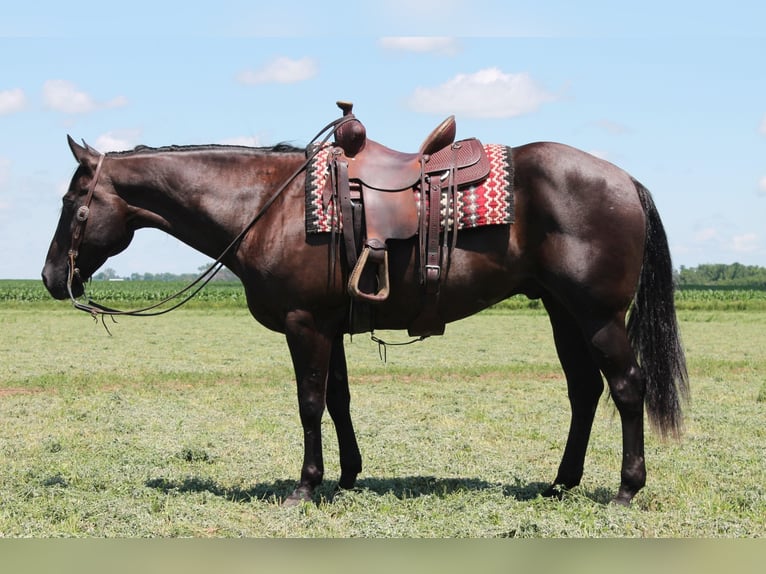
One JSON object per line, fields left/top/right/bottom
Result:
{"left": 610, "top": 485, "right": 638, "bottom": 507}
{"left": 337, "top": 473, "right": 358, "bottom": 490}
{"left": 610, "top": 494, "right": 633, "bottom": 507}
{"left": 282, "top": 486, "right": 313, "bottom": 507}
{"left": 541, "top": 484, "right": 565, "bottom": 500}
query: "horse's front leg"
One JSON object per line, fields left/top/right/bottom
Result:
{"left": 326, "top": 335, "right": 362, "bottom": 490}
{"left": 283, "top": 310, "right": 336, "bottom": 505}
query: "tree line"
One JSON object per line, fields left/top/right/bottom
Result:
{"left": 676, "top": 263, "right": 766, "bottom": 287}
{"left": 93, "top": 265, "right": 238, "bottom": 282}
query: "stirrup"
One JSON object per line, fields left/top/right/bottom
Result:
{"left": 348, "top": 244, "right": 390, "bottom": 303}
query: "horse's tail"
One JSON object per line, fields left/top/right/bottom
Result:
{"left": 627, "top": 179, "right": 689, "bottom": 438}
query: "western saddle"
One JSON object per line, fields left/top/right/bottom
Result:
{"left": 325, "top": 101, "right": 490, "bottom": 336}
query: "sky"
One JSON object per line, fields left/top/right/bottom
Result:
{"left": 1, "top": 0, "right": 765, "bottom": 279}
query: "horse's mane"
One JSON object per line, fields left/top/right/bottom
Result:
{"left": 106, "top": 142, "right": 306, "bottom": 157}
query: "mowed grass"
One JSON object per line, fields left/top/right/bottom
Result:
{"left": 1, "top": 305, "right": 764, "bottom": 537}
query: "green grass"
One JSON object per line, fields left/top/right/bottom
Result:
{"left": 0, "top": 280, "right": 249, "bottom": 309}
{"left": 1, "top": 300, "right": 765, "bottom": 537}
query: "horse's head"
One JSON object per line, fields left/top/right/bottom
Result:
{"left": 42, "top": 136, "right": 135, "bottom": 299}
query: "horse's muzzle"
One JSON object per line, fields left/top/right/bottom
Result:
{"left": 41, "top": 264, "right": 80, "bottom": 300}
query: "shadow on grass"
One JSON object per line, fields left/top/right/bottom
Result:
{"left": 353, "top": 476, "right": 545, "bottom": 501}
{"left": 145, "top": 476, "right": 296, "bottom": 504}
{"left": 146, "top": 475, "right": 614, "bottom": 505}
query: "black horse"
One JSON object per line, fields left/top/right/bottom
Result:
{"left": 42, "top": 122, "right": 687, "bottom": 506}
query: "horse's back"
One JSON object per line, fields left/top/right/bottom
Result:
{"left": 513, "top": 141, "right": 642, "bottom": 206}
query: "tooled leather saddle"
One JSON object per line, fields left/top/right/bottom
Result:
{"left": 325, "top": 101, "right": 491, "bottom": 337}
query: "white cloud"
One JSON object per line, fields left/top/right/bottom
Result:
{"left": 379, "top": 36, "right": 460, "bottom": 56}
{"left": 94, "top": 129, "right": 143, "bottom": 152}
{"left": 217, "top": 135, "right": 262, "bottom": 147}
{"left": 759, "top": 175, "right": 766, "bottom": 196}
{"left": 0, "top": 88, "right": 26, "bottom": 115}
{"left": 43, "top": 80, "right": 127, "bottom": 114}
{"left": 237, "top": 57, "right": 318, "bottom": 85}
{"left": 694, "top": 227, "right": 719, "bottom": 242}
{"left": 730, "top": 233, "right": 759, "bottom": 253}
{"left": 406, "top": 68, "right": 556, "bottom": 118}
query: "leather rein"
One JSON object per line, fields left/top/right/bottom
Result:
{"left": 66, "top": 115, "right": 356, "bottom": 321}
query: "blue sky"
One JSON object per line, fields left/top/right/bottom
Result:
{"left": 1, "top": 1, "right": 764, "bottom": 278}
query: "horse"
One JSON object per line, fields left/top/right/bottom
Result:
{"left": 42, "top": 128, "right": 688, "bottom": 507}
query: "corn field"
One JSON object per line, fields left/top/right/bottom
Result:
{"left": 0, "top": 280, "right": 247, "bottom": 306}
{"left": 3, "top": 279, "right": 766, "bottom": 311}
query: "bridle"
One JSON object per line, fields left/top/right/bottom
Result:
{"left": 65, "top": 113, "right": 357, "bottom": 322}
{"left": 66, "top": 152, "right": 105, "bottom": 308}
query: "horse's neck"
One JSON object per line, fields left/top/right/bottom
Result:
{"left": 117, "top": 150, "right": 281, "bottom": 261}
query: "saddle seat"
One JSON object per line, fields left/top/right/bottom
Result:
{"left": 335, "top": 101, "right": 457, "bottom": 191}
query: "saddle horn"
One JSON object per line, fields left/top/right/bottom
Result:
{"left": 334, "top": 101, "right": 366, "bottom": 157}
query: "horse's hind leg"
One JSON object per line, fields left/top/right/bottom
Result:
{"left": 326, "top": 335, "right": 362, "bottom": 490}
{"left": 541, "top": 292, "right": 646, "bottom": 504}
{"left": 542, "top": 296, "right": 605, "bottom": 497}
{"left": 588, "top": 317, "right": 647, "bottom": 505}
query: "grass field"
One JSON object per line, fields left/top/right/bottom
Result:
{"left": 1, "top": 285, "right": 765, "bottom": 537}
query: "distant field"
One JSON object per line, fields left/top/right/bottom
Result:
{"left": 0, "top": 280, "right": 249, "bottom": 308}
{"left": 1, "top": 283, "right": 765, "bottom": 536}
{"left": 3, "top": 279, "right": 766, "bottom": 311}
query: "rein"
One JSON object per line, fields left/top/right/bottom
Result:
{"left": 67, "top": 114, "right": 357, "bottom": 321}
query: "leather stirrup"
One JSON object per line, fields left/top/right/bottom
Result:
{"left": 347, "top": 243, "right": 390, "bottom": 303}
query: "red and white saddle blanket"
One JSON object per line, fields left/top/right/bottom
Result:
{"left": 304, "top": 143, "right": 514, "bottom": 235}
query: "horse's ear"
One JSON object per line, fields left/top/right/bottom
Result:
{"left": 83, "top": 140, "right": 101, "bottom": 155}
{"left": 67, "top": 134, "right": 99, "bottom": 166}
